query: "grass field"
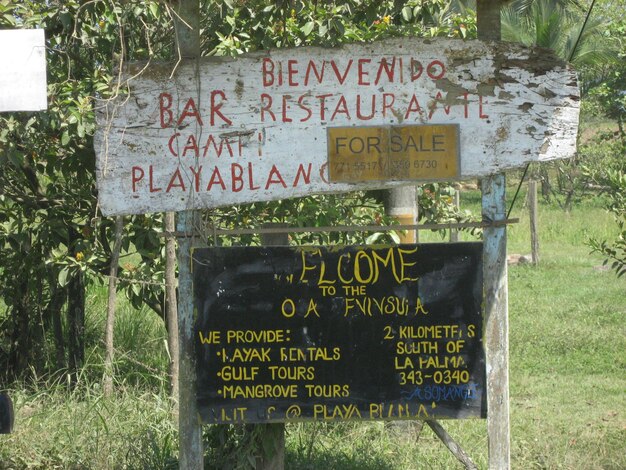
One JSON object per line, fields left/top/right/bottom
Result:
{"left": 1, "top": 186, "right": 624, "bottom": 469}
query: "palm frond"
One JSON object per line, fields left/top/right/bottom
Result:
{"left": 501, "top": 0, "right": 615, "bottom": 68}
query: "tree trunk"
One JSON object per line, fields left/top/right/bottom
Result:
{"left": 8, "top": 278, "right": 30, "bottom": 378}
{"left": 104, "top": 216, "right": 124, "bottom": 396}
{"left": 67, "top": 229, "right": 85, "bottom": 386}
{"left": 165, "top": 212, "right": 179, "bottom": 412}
{"left": 67, "top": 272, "right": 85, "bottom": 385}
{"left": 47, "top": 285, "right": 67, "bottom": 370}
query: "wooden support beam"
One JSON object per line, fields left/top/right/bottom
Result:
{"left": 158, "top": 218, "right": 520, "bottom": 239}
{"left": 172, "top": 0, "right": 200, "bottom": 58}
{"left": 476, "top": 0, "right": 502, "bottom": 40}
{"left": 482, "top": 174, "right": 511, "bottom": 469}
{"left": 477, "top": 2, "right": 511, "bottom": 468}
{"left": 177, "top": 211, "right": 203, "bottom": 470}
{"left": 165, "top": 212, "right": 180, "bottom": 413}
{"left": 256, "top": 225, "right": 288, "bottom": 470}
{"left": 426, "top": 420, "right": 478, "bottom": 470}
{"left": 385, "top": 186, "right": 418, "bottom": 243}
{"left": 172, "top": 1, "right": 203, "bottom": 469}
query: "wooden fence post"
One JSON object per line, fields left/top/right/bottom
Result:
{"left": 104, "top": 215, "right": 124, "bottom": 396}
{"left": 529, "top": 180, "right": 540, "bottom": 265}
{"left": 177, "top": 211, "right": 203, "bottom": 469}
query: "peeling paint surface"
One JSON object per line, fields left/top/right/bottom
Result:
{"left": 95, "top": 38, "right": 579, "bottom": 216}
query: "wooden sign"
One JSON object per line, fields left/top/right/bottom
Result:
{"left": 193, "top": 243, "right": 485, "bottom": 424}
{"left": 0, "top": 30, "right": 47, "bottom": 112}
{"left": 95, "top": 38, "right": 579, "bottom": 215}
{"left": 328, "top": 124, "right": 459, "bottom": 182}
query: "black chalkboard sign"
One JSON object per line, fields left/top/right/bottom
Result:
{"left": 193, "top": 243, "right": 485, "bottom": 424}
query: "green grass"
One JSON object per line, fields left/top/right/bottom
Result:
{"left": 1, "top": 188, "right": 624, "bottom": 469}
{"left": 2, "top": 385, "right": 177, "bottom": 469}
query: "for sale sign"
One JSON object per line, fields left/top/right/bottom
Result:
{"left": 327, "top": 124, "right": 459, "bottom": 182}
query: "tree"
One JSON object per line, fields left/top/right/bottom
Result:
{"left": 587, "top": 168, "right": 626, "bottom": 276}
{"left": 0, "top": 0, "right": 172, "bottom": 381}
{"left": 502, "top": 0, "right": 615, "bottom": 67}
{"left": 583, "top": 8, "right": 626, "bottom": 277}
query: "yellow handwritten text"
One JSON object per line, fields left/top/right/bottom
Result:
{"left": 313, "top": 404, "right": 362, "bottom": 420}
{"left": 299, "top": 247, "right": 419, "bottom": 286}
{"left": 279, "top": 347, "right": 341, "bottom": 361}
{"left": 218, "top": 366, "right": 259, "bottom": 381}
{"left": 369, "top": 403, "right": 411, "bottom": 419}
{"left": 268, "top": 365, "right": 315, "bottom": 380}
{"left": 219, "top": 347, "right": 271, "bottom": 362}
{"left": 225, "top": 329, "right": 289, "bottom": 344}
{"left": 220, "top": 384, "right": 298, "bottom": 399}
{"left": 395, "top": 341, "right": 439, "bottom": 355}
{"left": 399, "top": 324, "right": 460, "bottom": 339}
{"left": 304, "top": 384, "right": 350, "bottom": 398}
{"left": 344, "top": 295, "right": 410, "bottom": 317}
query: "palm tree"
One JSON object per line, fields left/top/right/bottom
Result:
{"left": 501, "top": 0, "right": 616, "bottom": 67}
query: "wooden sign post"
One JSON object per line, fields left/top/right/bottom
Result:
{"left": 171, "top": 2, "right": 203, "bottom": 469}
{"left": 94, "top": 5, "right": 580, "bottom": 467}
{"left": 477, "top": 1, "right": 510, "bottom": 468}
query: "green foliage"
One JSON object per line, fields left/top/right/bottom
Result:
{"left": 576, "top": 2, "right": 626, "bottom": 278}
{"left": 0, "top": 382, "right": 177, "bottom": 469}
{"left": 501, "top": 0, "right": 618, "bottom": 68}
{"left": 203, "top": 0, "right": 476, "bottom": 55}
{"left": 0, "top": 0, "right": 175, "bottom": 378}
{"left": 585, "top": 15, "right": 626, "bottom": 127}
{"left": 207, "top": 192, "right": 400, "bottom": 246}
{"left": 585, "top": 166, "right": 626, "bottom": 277}
{"left": 417, "top": 183, "right": 476, "bottom": 235}
{"left": 204, "top": 424, "right": 267, "bottom": 469}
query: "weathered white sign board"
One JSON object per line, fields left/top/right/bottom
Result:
{"left": 95, "top": 38, "right": 579, "bottom": 216}
{"left": 0, "top": 29, "right": 47, "bottom": 112}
